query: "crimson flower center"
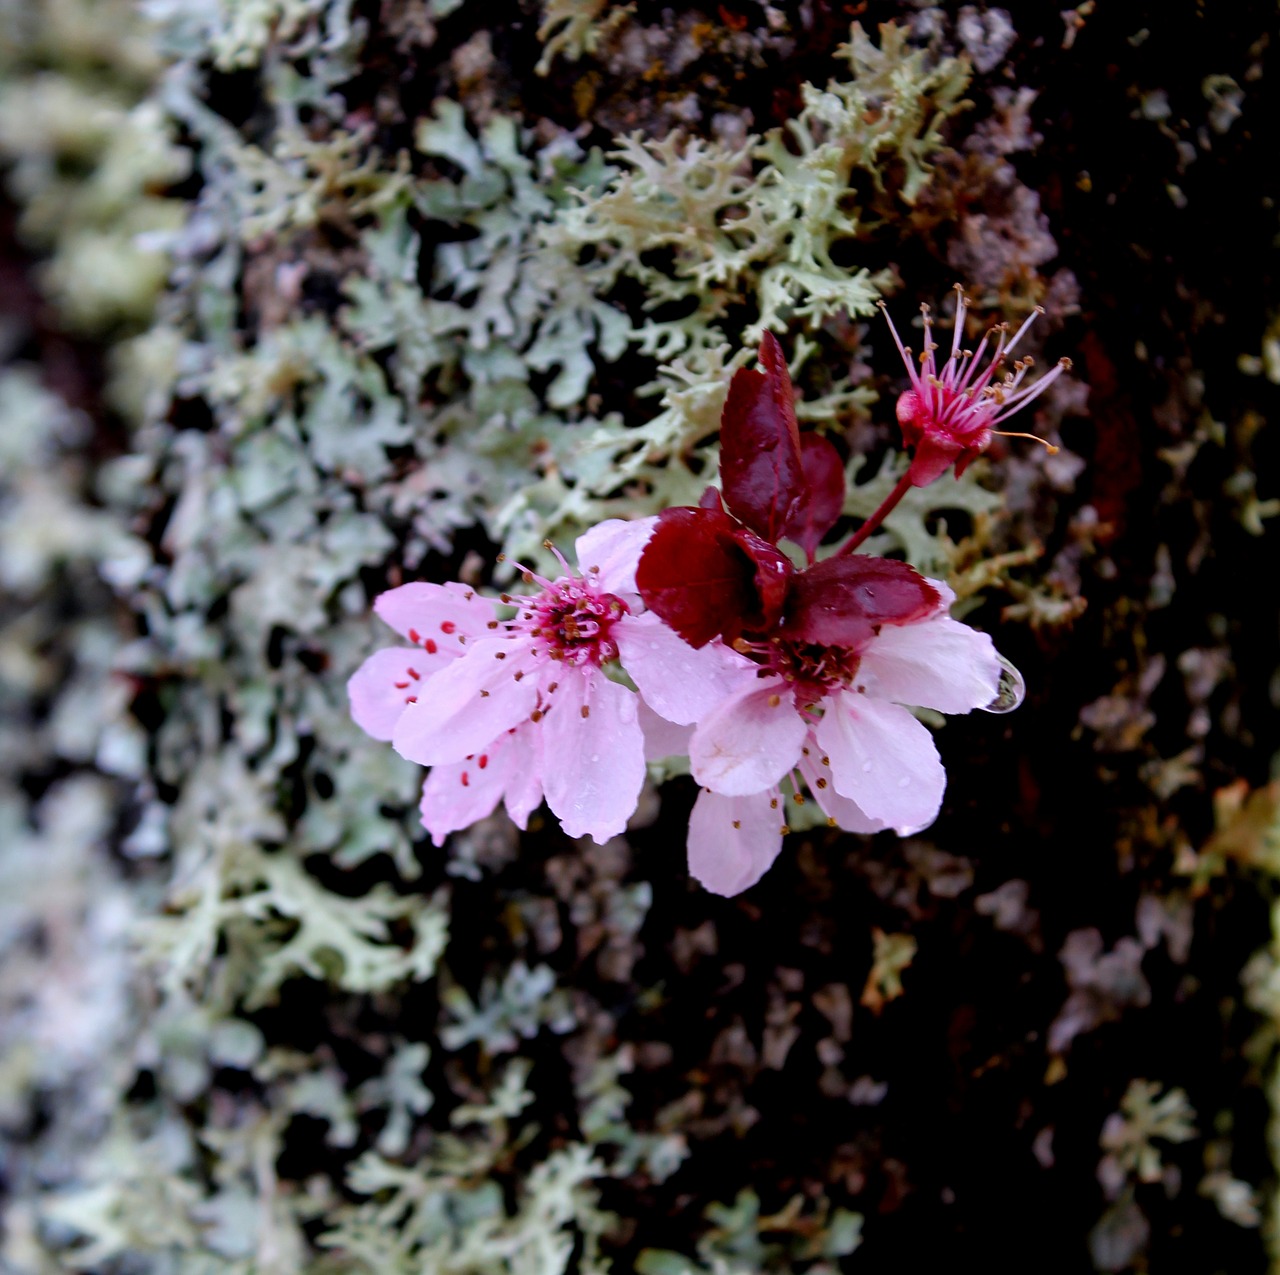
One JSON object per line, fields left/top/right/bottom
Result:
{"left": 741, "top": 637, "right": 862, "bottom": 708}
{"left": 902, "top": 378, "right": 998, "bottom": 441}
{"left": 517, "top": 578, "right": 629, "bottom": 666}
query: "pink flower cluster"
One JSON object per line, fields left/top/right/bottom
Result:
{"left": 349, "top": 292, "right": 1069, "bottom": 896}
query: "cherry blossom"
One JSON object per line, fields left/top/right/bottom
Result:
{"left": 347, "top": 579, "right": 546, "bottom": 845}
{"left": 882, "top": 284, "right": 1073, "bottom": 488}
{"left": 635, "top": 577, "right": 1001, "bottom": 895}
{"left": 349, "top": 518, "right": 731, "bottom": 845}
{"left": 633, "top": 330, "right": 1008, "bottom": 896}
{"left": 349, "top": 307, "right": 1052, "bottom": 895}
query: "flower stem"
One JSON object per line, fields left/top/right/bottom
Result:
{"left": 838, "top": 467, "right": 914, "bottom": 555}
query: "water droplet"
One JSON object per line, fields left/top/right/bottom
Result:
{"left": 590, "top": 753, "right": 600, "bottom": 763}
{"left": 897, "top": 775, "right": 910, "bottom": 788}
{"left": 981, "top": 654, "right": 1025, "bottom": 714}
{"left": 861, "top": 760, "right": 874, "bottom": 773}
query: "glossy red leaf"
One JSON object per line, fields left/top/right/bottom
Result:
{"left": 719, "top": 332, "right": 805, "bottom": 544}
{"left": 778, "top": 555, "right": 941, "bottom": 649}
{"left": 780, "top": 432, "right": 845, "bottom": 560}
{"left": 729, "top": 523, "right": 792, "bottom": 636}
{"left": 636, "top": 506, "right": 793, "bottom": 648}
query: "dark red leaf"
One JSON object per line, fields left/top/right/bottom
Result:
{"left": 780, "top": 433, "right": 845, "bottom": 560}
{"left": 778, "top": 556, "right": 941, "bottom": 648}
{"left": 719, "top": 332, "right": 804, "bottom": 543}
{"left": 636, "top": 507, "right": 793, "bottom": 648}
{"left": 728, "top": 524, "right": 792, "bottom": 636}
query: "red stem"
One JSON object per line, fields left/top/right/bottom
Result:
{"left": 838, "top": 467, "right": 914, "bottom": 556}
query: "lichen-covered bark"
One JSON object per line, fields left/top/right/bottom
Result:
{"left": 1, "top": 2, "right": 1278, "bottom": 1272}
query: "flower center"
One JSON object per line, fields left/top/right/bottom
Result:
{"left": 516, "top": 577, "right": 629, "bottom": 667}
{"left": 740, "top": 636, "right": 861, "bottom": 708}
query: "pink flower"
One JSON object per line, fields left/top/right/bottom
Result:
{"left": 347, "top": 579, "right": 545, "bottom": 845}
{"left": 349, "top": 518, "right": 734, "bottom": 845}
{"left": 882, "top": 286, "right": 1072, "bottom": 487}
{"left": 630, "top": 578, "right": 1002, "bottom": 896}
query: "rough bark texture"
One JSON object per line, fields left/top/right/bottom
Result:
{"left": 1, "top": 2, "right": 1278, "bottom": 1272}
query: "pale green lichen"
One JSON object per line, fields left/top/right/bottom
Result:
{"left": 509, "top": 26, "right": 974, "bottom": 564}
{"left": 0, "top": 4, "right": 187, "bottom": 332}
{"left": 1091, "top": 1080, "right": 1200, "bottom": 1270}
{"left": 636, "top": 1187, "right": 862, "bottom": 1275}
{"left": 319, "top": 1060, "right": 616, "bottom": 1275}
{"left": 1099, "top": 1079, "right": 1198, "bottom": 1187}
{"left": 0, "top": 5, "right": 1063, "bottom": 1270}
{"left": 535, "top": 0, "right": 633, "bottom": 77}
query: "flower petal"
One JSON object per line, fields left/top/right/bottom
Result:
{"left": 348, "top": 647, "right": 442, "bottom": 741}
{"left": 418, "top": 726, "right": 543, "bottom": 846}
{"left": 615, "top": 613, "right": 755, "bottom": 726}
{"left": 687, "top": 788, "right": 784, "bottom": 896}
{"left": 419, "top": 760, "right": 503, "bottom": 847}
{"left": 637, "top": 698, "right": 694, "bottom": 761}
{"left": 540, "top": 668, "right": 645, "bottom": 843}
{"left": 392, "top": 638, "right": 539, "bottom": 765}
{"left": 797, "top": 735, "right": 886, "bottom": 834}
{"left": 858, "top": 616, "right": 1002, "bottom": 714}
{"left": 815, "top": 691, "right": 945, "bottom": 832}
{"left": 374, "top": 580, "right": 497, "bottom": 649}
{"left": 573, "top": 517, "right": 656, "bottom": 595}
{"left": 689, "top": 681, "right": 806, "bottom": 797}
{"left": 501, "top": 728, "right": 545, "bottom": 828}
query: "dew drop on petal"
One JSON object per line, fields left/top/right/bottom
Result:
{"left": 897, "top": 775, "right": 910, "bottom": 788}
{"left": 981, "top": 654, "right": 1026, "bottom": 714}
{"left": 590, "top": 753, "right": 600, "bottom": 763}
{"left": 861, "top": 760, "right": 874, "bottom": 773}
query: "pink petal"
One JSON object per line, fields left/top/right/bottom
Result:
{"left": 500, "top": 728, "right": 545, "bottom": 828}
{"left": 573, "top": 517, "right": 656, "bottom": 595}
{"left": 348, "top": 647, "right": 441, "bottom": 741}
{"left": 797, "top": 735, "right": 886, "bottom": 834}
{"left": 814, "top": 691, "right": 945, "bottom": 832}
{"left": 392, "top": 638, "right": 540, "bottom": 765}
{"left": 858, "top": 616, "right": 1001, "bottom": 714}
{"left": 687, "top": 788, "right": 784, "bottom": 896}
{"left": 540, "top": 668, "right": 646, "bottom": 843}
{"left": 418, "top": 726, "right": 542, "bottom": 846}
{"left": 615, "top": 613, "right": 755, "bottom": 726}
{"left": 419, "top": 759, "right": 504, "bottom": 847}
{"left": 637, "top": 699, "right": 693, "bottom": 761}
{"left": 688, "top": 680, "right": 807, "bottom": 797}
{"left": 374, "top": 581, "right": 497, "bottom": 648}
{"left": 928, "top": 579, "right": 957, "bottom": 612}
